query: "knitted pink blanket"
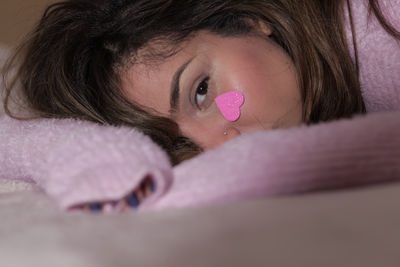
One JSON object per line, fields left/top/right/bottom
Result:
{"left": 1, "top": 0, "right": 399, "bottom": 211}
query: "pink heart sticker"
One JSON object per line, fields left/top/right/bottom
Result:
{"left": 215, "top": 90, "right": 244, "bottom": 122}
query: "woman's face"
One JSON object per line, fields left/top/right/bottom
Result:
{"left": 121, "top": 30, "right": 303, "bottom": 150}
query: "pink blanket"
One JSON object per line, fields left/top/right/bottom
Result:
{"left": 1, "top": 0, "right": 399, "bottom": 211}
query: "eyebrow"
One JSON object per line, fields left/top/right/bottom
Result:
{"left": 169, "top": 58, "right": 194, "bottom": 114}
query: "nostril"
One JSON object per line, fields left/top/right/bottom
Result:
{"left": 224, "top": 127, "right": 241, "bottom": 139}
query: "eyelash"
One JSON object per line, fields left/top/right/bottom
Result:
{"left": 194, "top": 77, "right": 210, "bottom": 109}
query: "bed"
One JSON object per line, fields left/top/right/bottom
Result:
{"left": 1, "top": 178, "right": 400, "bottom": 267}
{"left": 2, "top": 1, "right": 400, "bottom": 265}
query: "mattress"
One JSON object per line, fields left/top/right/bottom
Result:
{"left": 1, "top": 179, "right": 400, "bottom": 267}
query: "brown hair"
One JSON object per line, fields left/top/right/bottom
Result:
{"left": 2, "top": 0, "right": 399, "bottom": 165}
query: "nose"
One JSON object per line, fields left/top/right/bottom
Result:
{"left": 202, "top": 126, "right": 240, "bottom": 150}
{"left": 224, "top": 127, "right": 241, "bottom": 139}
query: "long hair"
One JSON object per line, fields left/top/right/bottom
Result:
{"left": 2, "top": 0, "right": 399, "bottom": 165}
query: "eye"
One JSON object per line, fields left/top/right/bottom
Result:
{"left": 194, "top": 77, "right": 210, "bottom": 109}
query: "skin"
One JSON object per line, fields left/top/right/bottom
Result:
{"left": 121, "top": 28, "right": 303, "bottom": 150}
{"left": 80, "top": 26, "right": 304, "bottom": 212}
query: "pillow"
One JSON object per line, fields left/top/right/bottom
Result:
{"left": 153, "top": 110, "right": 400, "bottom": 210}
{"left": 0, "top": 115, "right": 173, "bottom": 210}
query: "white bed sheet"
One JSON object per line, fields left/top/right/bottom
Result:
{"left": 1, "top": 179, "right": 400, "bottom": 267}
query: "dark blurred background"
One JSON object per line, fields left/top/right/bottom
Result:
{"left": 0, "top": 0, "right": 56, "bottom": 47}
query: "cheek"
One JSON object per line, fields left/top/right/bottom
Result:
{"left": 239, "top": 66, "right": 302, "bottom": 127}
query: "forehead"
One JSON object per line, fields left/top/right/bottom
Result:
{"left": 122, "top": 62, "right": 172, "bottom": 116}
{"left": 120, "top": 49, "right": 185, "bottom": 116}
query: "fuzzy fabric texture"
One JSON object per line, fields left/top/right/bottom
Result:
{"left": 0, "top": 116, "right": 172, "bottom": 209}
{"left": 344, "top": 0, "right": 400, "bottom": 112}
{"left": 0, "top": 0, "right": 399, "bottom": 211}
{"left": 155, "top": 110, "right": 400, "bottom": 209}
